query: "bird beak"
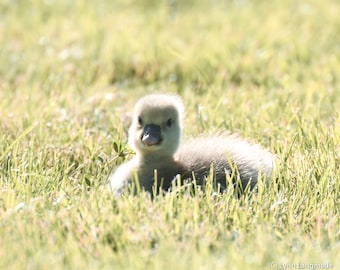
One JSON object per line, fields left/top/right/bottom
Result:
{"left": 141, "top": 124, "right": 162, "bottom": 146}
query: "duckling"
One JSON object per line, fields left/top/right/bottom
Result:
{"left": 109, "top": 94, "right": 275, "bottom": 195}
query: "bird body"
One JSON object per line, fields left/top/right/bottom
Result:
{"left": 176, "top": 135, "right": 274, "bottom": 189}
{"left": 109, "top": 94, "right": 275, "bottom": 195}
{"left": 110, "top": 155, "right": 185, "bottom": 194}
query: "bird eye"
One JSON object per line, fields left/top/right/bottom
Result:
{"left": 138, "top": 116, "right": 143, "bottom": 126}
{"left": 166, "top": 118, "right": 173, "bottom": 127}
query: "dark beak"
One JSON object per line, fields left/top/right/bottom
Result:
{"left": 141, "top": 124, "right": 162, "bottom": 146}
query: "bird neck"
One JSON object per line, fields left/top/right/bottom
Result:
{"left": 137, "top": 152, "right": 175, "bottom": 165}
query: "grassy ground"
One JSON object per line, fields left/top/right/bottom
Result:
{"left": 0, "top": 0, "right": 339, "bottom": 269}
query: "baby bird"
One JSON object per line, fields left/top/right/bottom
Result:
{"left": 109, "top": 94, "right": 275, "bottom": 195}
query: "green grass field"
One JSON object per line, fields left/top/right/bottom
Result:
{"left": 0, "top": 0, "right": 339, "bottom": 269}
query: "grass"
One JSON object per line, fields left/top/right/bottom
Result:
{"left": 0, "top": 0, "right": 339, "bottom": 269}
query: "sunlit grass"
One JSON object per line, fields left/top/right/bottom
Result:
{"left": 0, "top": 0, "right": 339, "bottom": 269}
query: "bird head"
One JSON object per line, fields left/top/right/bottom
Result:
{"left": 128, "top": 94, "right": 184, "bottom": 158}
